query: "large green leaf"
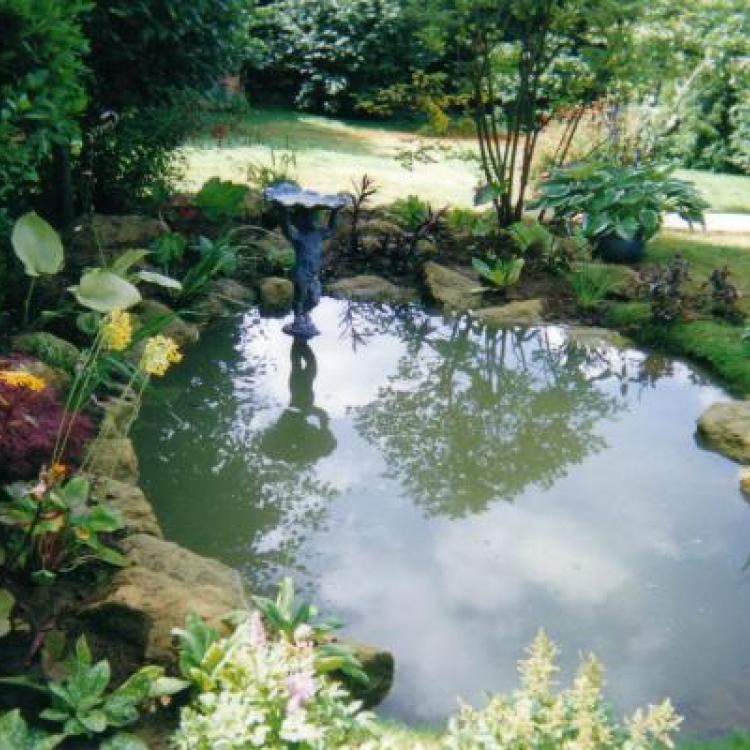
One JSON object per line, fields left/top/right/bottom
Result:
{"left": 135, "top": 270, "right": 182, "bottom": 290}
{"left": 0, "top": 710, "right": 65, "bottom": 750}
{"left": 70, "top": 270, "right": 141, "bottom": 312}
{"left": 11, "top": 212, "right": 64, "bottom": 277}
{"left": 100, "top": 732, "right": 149, "bottom": 750}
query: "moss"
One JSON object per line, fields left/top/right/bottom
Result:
{"left": 604, "top": 302, "right": 652, "bottom": 329}
{"left": 11, "top": 332, "right": 81, "bottom": 373}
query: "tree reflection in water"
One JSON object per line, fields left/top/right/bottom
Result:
{"left": 355, "top": 313, "right": 627, "bottom": 517}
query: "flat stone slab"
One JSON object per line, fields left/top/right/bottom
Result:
{"left": 566, "top": 326, "right": 631, "bottom": 350}
{"left": 423, "top": 261, "right": 481, "bottom": 311}
{"left": 697, "top": 400, "right": 750, "bottom": 464}
{"left": 473, "top": 299, "right": 545, "bottom": 327}
{"left": 328, "top": 275, "right": 417, "bottom": 304}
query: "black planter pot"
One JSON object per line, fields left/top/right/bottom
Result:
{"left": 595, "top": 230, "right": 645, "bottom": 264}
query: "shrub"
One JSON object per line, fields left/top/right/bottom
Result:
{"left": 0, "top": 365, "right": 92, "bottom": 481}
{"left": 0, "top": 0, "right": 88, "bottom": 214}
{"left": 567, "top": 263, "right": 621, "bottom": 312}
{"left": 388, "top": 195, "right": 432, "bottom": 232}
{"left": 195, "top": 178, "right": 249, "bottom": 224}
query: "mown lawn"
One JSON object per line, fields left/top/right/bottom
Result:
{"left": 182, "top": 107, "right": 750, "bottom": 213}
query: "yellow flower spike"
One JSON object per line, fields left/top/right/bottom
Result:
{"left": 0, "top": 370, "right": 47, "bottom": 392}
{"left": 102, "top": 309, "right": 134, "bottom": 352}
{"left": 139, "top": 335, "right": 183, "bottom": 377}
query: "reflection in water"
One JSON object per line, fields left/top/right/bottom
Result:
{"left": 260, "top": 342, "right": 336, "bottom": 466}
{"left": 133, "top": 299, "right": 750, "bottom": 738}
{"left": 356, "top": 318, "right": 623, "bottom": 516}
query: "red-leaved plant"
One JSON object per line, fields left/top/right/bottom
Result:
{"left": 0, "top": 360, "right": 93, "bottom": 481}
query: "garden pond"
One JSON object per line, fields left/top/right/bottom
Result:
{"left": 132, "top": 297, "right": 750, "bottom": 738}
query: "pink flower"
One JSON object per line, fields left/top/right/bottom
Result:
{"left": 286, "top": 671, "right": 316, "bottom": 712}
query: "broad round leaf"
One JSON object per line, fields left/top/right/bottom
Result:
{"left": 70, "top": 270, "right": 141, "bottom": 312}
{"left": 11, "top": 212, "right": 64, "bottom": 277}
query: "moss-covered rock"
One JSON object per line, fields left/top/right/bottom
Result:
{"left": 259, "top": 276, "right": 294, "bottom": 313}
{"left": 85, "top": 438, "right": 139, "bottom": 484}
{"left": 195, "top": 278, "right": 256, "bottom": 321}
{"left": 11, "top": 332, "right": 81, "bottom": 373}
{"left": 89, "top": 476, "right": 162, "bottom": 538}
{"left": 697, "top": 401, "right": 750, "bottom": 464}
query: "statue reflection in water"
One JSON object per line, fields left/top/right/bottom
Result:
{"left": 259, "top": 341, "right": 337, "bottom": 466}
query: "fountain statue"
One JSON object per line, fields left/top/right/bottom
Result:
{"left": 264, "top": 182, "right": 350, "bottom": 339}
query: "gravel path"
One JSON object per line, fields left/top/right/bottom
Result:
{"left": 664, "top": 212, "right": 750, "bottom": 234}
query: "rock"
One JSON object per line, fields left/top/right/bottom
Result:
{"left": 85, "top": 438, "right": 139, "bottom": 484}
{"left": 739, "top": 467, "right": 750, "bottom": 496}
{"left": 697, "top": 401, "right": 750, "bottom": 464}
{"left": 77, "top": 535, "right": 246, "bottom": 666}
{"left": 11, "top": 332, "right": 81, "bottom": 373}
{"left": 328, "top": 275, "right": 417, "bottom": 304}
{"left": 67, "top": 214, "right": 169, "bottom": 269}
{"left": 423, "top": 261, "right": 481, "bottom": 311}
{"left": 98, "top": 390, "right": 141, "bottom": 439}
{"left": 136, "top": 300, "right": 200, "bottom": 348}
{"left": 259, "top": 276, "right": 294, "bottom": 313}
{"left": 89, "top": 477, "right": 162, "bottom": 538}
{"left": 566, "top": 326, "right": 631, "bottom": 350}
{"left": 335, "top": 641, "right": 394, "bottom": 709}
{"left": 473, "top": 299, "right": 545, "bottom": 327}
{"left": 195, "top": 278, "right": 256, "bottom": 320}
{"left": 243, "top": 189, "right": 265, "bottom": 219}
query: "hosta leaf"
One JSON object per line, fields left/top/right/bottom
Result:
{"left": 70, "top": 270, "right": 141, "bottom": 312}
{"left": 110, "top": 249, "right": 149, "bottom": 277}
{"left": 100, "top": 733, "right": 149, "bottom": 750}
{"left": 11, "top": 212, "right": 64, "bottom": 277}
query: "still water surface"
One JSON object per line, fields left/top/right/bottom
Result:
{"left": 132, "top": 298, "right": 750, "bottom": 736}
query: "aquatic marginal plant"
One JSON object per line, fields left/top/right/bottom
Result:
{"left": 445, "top": 629, "right": 682, "bottom": 750}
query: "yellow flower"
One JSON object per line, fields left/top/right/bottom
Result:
{"left": 102, "top": 309, "right": 133, "bottom": 352}
{"left": 0, "top": 370, "right": 47, "bottom": 392}
{"left": 139, "top": 335, "right": 183, "bottom": 377}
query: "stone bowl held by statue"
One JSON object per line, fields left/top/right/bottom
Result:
{"left": 264, "top": 182, "right": 351, "bottom": 211}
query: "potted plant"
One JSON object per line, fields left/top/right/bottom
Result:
{"left": 530, "top": 163, "right": 708, "bottom": 263}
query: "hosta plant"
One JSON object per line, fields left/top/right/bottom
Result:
{"left": 530, "top": 163, "right": 708, "bottom": 243}
{"left": 445, "top": 630, "right": 682, "bottom": 750}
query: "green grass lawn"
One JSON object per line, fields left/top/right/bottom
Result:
{"left": 676, "top": 169, "right": 750, "bottom": 214}
{"left": 182, "top": 107, "right": 750, "bottom": 214}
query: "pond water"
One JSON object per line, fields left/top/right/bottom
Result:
{"left": 132, "top": 298, "right": 750, "bottom": 738}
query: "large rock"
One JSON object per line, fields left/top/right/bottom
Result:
{"left": 336, "top": 641, "right": 394, "bottom": 709}
{"left": 85, "top": 438, "right": 139, "bottom": 484}
{"left": 566, "top": 326, "right": 631, "bottom": 350}
{"left": 423, "top": 261, "right": 481, "bottom": 311}
{"left": 473, "top": 299, "right": 545, "bottom": 327}
{"left": 195, "top": 278, "right": 256, "bottom": 320}
{"left": 89, "top": 477, "right": 162, "bottom": 538}
{"left": 328, "top": 275, "right": 417, "bottom": 304}
{"left": 98, "top": 390, "right": 141, "bottom": 439}
{"left": 259, "top": 277, "right": 294, "bottom": 313}
{"left": 697, "top": 401, "right": 750, "bottom": 463}
{"left": 68, "top": 214, "right": 168, "bottom": 269}
{"left": 136, "top": 300, "right": 200, "bottom": 348}
{"left": 11, "top": 332, "right": 81, "bottom": 373}
{"left": 77, "top": 535, "right": 246, "bottom": 667}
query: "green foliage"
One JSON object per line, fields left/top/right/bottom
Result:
{"left": 11, "top": 213, "right": 64, "bottom": 277}
{"left": 172, "top": 612, "right": 220, "bottom": 688}
{"left": 531, "top": 163, "right": 708, "bottom": 242}
{"left": 246, "top": 0, "right": 430, "bottom": 114}
{"left": 567, "top": 263, "right": 621, "bottom": 311}
{"left": 177, "top": 234, "right": 238, "bottom": 304}
{"left": 82, "top": 104, "right": 194, "bottom": 214}
{"left": 0, "top": 585, "right": 15, "bottom": 638}
{"left": 472, "top": 257, "right": 525, "bottom": 290}
{"left": 0, "top": 0, "right": 88, "bottom": 213}
{"left": 2, "top": 636, "right": 186, "bottom": 743}
{"left": 0, "top": 709, "right": 64, "bottom": 750}
{"left": 69, "top": 269, "right": 141, "bottom": 313}
{"left": 151, "top": 232, "right": 188, "bottom": 275}
{"left": 0, "top": 476, "right": 127, "bottom": 577}
{"left": 388, "top": 195, "right": 432, "bottom": 232}
{"left": 252, "top": 577, "right": 344, "bottom": 643}
{"left": 195, "top": 178, "right": 249, "bottom": 224}
{"left": 683, "top": 733, "right": 750, "bottom": 750}
{"left": 246, "top": 150, "right": 298, "bottom": 190}
{"left": 445, "top": 209, "right": 495, "bottom": 238}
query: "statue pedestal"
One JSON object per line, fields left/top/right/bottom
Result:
{"left": 282, "top": 316, "right": 320, "bottom": 340}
